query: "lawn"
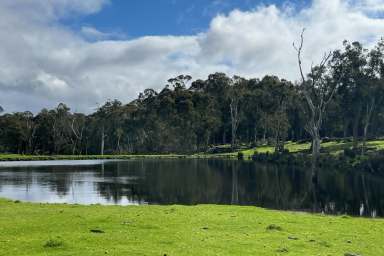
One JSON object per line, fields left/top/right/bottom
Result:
{"left": 1, "top": 139, "right": 384, "bottom": 161}
{"left": 237, "top": 139, "right": 384, "bottom": 159}
{"left": 0, "top": 199, "right": 383, "bottom": 255}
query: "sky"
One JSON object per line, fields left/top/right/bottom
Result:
{"left": 1, "top": 0, "right": 384, "bottom": 113}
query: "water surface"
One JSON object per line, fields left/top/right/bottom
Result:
{"left": 0, "top": 159, "right": 383, "bottom": 217}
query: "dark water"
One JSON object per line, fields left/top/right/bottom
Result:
{"left": 0, "top": 159, "right": 383, "bottom": 217}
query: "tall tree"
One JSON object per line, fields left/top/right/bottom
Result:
{"left": 331, "top": 41, "right": 368, "bottom": 145}
{"left": 361, "top": 40, "right": 384, "bottom": 154}
{"left": 293, "top": 29, "right": 336, "bottom": 163}
{"left": 229, "top": 76, "right": 245, "bottom": 150}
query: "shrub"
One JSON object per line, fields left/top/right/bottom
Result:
{"left": 44, "top": 239, "right": 63, "bottom": 248}
{"left": 343, "top": 148, "right": 356, "bottom": 158}
{"left": 266, "top": 224, "right": 283, "bottom": 231}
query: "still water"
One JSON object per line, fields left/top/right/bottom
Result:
{"left": 0, "top": 159, "right": 383, "bottom": 217}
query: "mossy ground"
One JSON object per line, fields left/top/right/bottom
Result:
{"left": 0, "top": 199, "right": 383, "bottom": 255}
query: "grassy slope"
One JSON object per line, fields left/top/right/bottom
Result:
{"left": 0, "top": 199, "right": 383, "bottom": 256}
{"left": 1, "top": 139, "right": 384, "bottom": 161}
{"left": 238, "top": 139, "right": 384, "bottom": 159}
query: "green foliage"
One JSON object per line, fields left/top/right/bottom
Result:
{"left": 1, "top": 39, "right": 384, "bottom": 155}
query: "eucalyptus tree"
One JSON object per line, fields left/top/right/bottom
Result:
{"left": 330, "top": 41, "right": 368, "bottom": 146}
{"left": 205, "top": 73, "right": 232, "bottom": 144}
{"left": 360, "top": 40, "right": 384, "bottom": 154}
{"left": 229, "top": 76, "right": 245, "bottom": 150}
{"left": 293, "top": 29, "right": 336, "bottom": 163}
{"left": 51, "top": 103, "right": 73, "bottom": 154}
{"left": 167, "top": 74, "right": 192, "bottom": 90}
{"left": 94, "top": 100, "right": 123, "bottom": 155}
{"left": 68, "top": 113, "right": 86, "bottom": 155}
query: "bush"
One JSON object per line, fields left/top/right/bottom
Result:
{"left": 44, "top": 239, "right": 63, "bottom": 248}
{"left": 343, "top": 148, "right": 357, "bottom": 158}
{"left": 266, "top": 224, "right": 283, "bottom": 231}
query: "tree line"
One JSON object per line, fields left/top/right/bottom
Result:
{"left": 1, "top": 38, "right": 384, "bottom": 155}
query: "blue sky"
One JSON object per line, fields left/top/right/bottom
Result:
{"left": 68, "top": 0, "right": 308, "bottom": 38}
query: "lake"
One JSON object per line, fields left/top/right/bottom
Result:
{"left": 0, "top": 159, "right": 383, "bottom": 217}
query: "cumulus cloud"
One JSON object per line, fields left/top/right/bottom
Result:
{"left": 0, "top": 0, "right": 384, "bottom": 113}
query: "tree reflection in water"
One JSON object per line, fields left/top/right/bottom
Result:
{"left": 0, "top": 159, "right": 383, "bottom": 217}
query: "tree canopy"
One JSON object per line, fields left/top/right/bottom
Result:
{"left": 1, "top": 39, "right": 384, "bottom": 155}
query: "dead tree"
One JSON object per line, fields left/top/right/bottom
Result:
{"left": 293, "top": 29, "right": 336, "bottom": 163}
{"left": 69, "top": 115, "right": 85, "bottom": 155}
{"left": 229, "top": 76, "right": 243, "bottom": 150}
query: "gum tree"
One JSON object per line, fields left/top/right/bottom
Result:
{"left": 293, "top": 29, "right": 337, "bottom": 163}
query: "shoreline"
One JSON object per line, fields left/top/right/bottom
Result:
{"left": 0, "top": 153, "right": 237, "bottom": 162}
{"left": 0, "top": 139, "right": 383, "bottom": 161}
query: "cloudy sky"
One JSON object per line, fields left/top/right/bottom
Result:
{"left": 1, "top": 0, "right": 384, "bottom": 113}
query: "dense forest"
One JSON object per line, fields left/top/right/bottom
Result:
{"left": 1, "top": 38, "right": 384, "bottom": 155}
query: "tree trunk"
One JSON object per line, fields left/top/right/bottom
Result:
{"left": 231, "top": 126, "right": 236, "bottom": 150}
{"left": 117, "top": 136, "right": 121, "bottom": 153}
{"left": 72, "top": 141, "right": 76, "bottom": 155}
{"left": 362, "top": 123, "right": 369, "bottom": 156}
{"left": 274, "top": 129, "right": 279, "bottom": 153}
{"left": 100, "top": 126, "right": 105, "bottom": 155}
{"left": 352, "top": 107, "right": 361, "bottom": 148}
{"left": 230, "top": 98, "right": 239, "bottom": 151}
{"left": 312, "top": 132, "right": 321, "bottom": 164}
{"left": 343, "top": 119, "right": 349, "bottom": 138}
{"left": 205, "top": 133, "right": 210, "bottom": 150}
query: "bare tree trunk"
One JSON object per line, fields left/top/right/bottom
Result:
{"left": 352, "top": 107, "right": 361, "bottom": 148}
{"left": 101, "top": 125, "right": 105, "bottom": 155}
{"left": 293, "top": 28, "right": 335, "bottom": 166}
{"left": 362, "top": 99, "right": 375, "bottom": 156}
{"left": 312, "top": 130, "right": 321, "bottom": 164}
{"left": 263, "top": 128, "right": 266, "bottom": 145}
{"left": 116, "top": 135, "right": 122, "bottom": 154}
{"left": 72, "top": 142, "right": 76, "bottom": 155}
{"left": 230, "top": 97, "right": 239, "bottom": 150}
{"left": 206, "top": 133, "right": 210, "bottom": 150}
{"left": 274, "top": 117, "right": 280, "bottom": 153}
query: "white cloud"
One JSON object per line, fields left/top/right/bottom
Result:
{"left": 35, "top": 72, "right": 69, "bottom": 96}
{"left": 0, "top": 0, "right": 384, "bottom": 113}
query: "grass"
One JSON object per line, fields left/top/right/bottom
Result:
{"left": 1, "top": 139, "right": 384, "bottom": 162}
{"left": 236, "top": 139, "right": 384, "bottom": 159}
{"left": 0, "top": 199, "right": 383, "bottom": 255}
{"left": 0, "top": 153, "right": 187, "bottom": 161}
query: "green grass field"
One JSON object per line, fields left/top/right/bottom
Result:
{"left": 0, "top": 199, "right": 382, "bottom": 255}
{"left": 1, "top": 139, "right": 384, "bottom": 161}
{"left": 237, "top": 139, "right": 384, "bottom": 159}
